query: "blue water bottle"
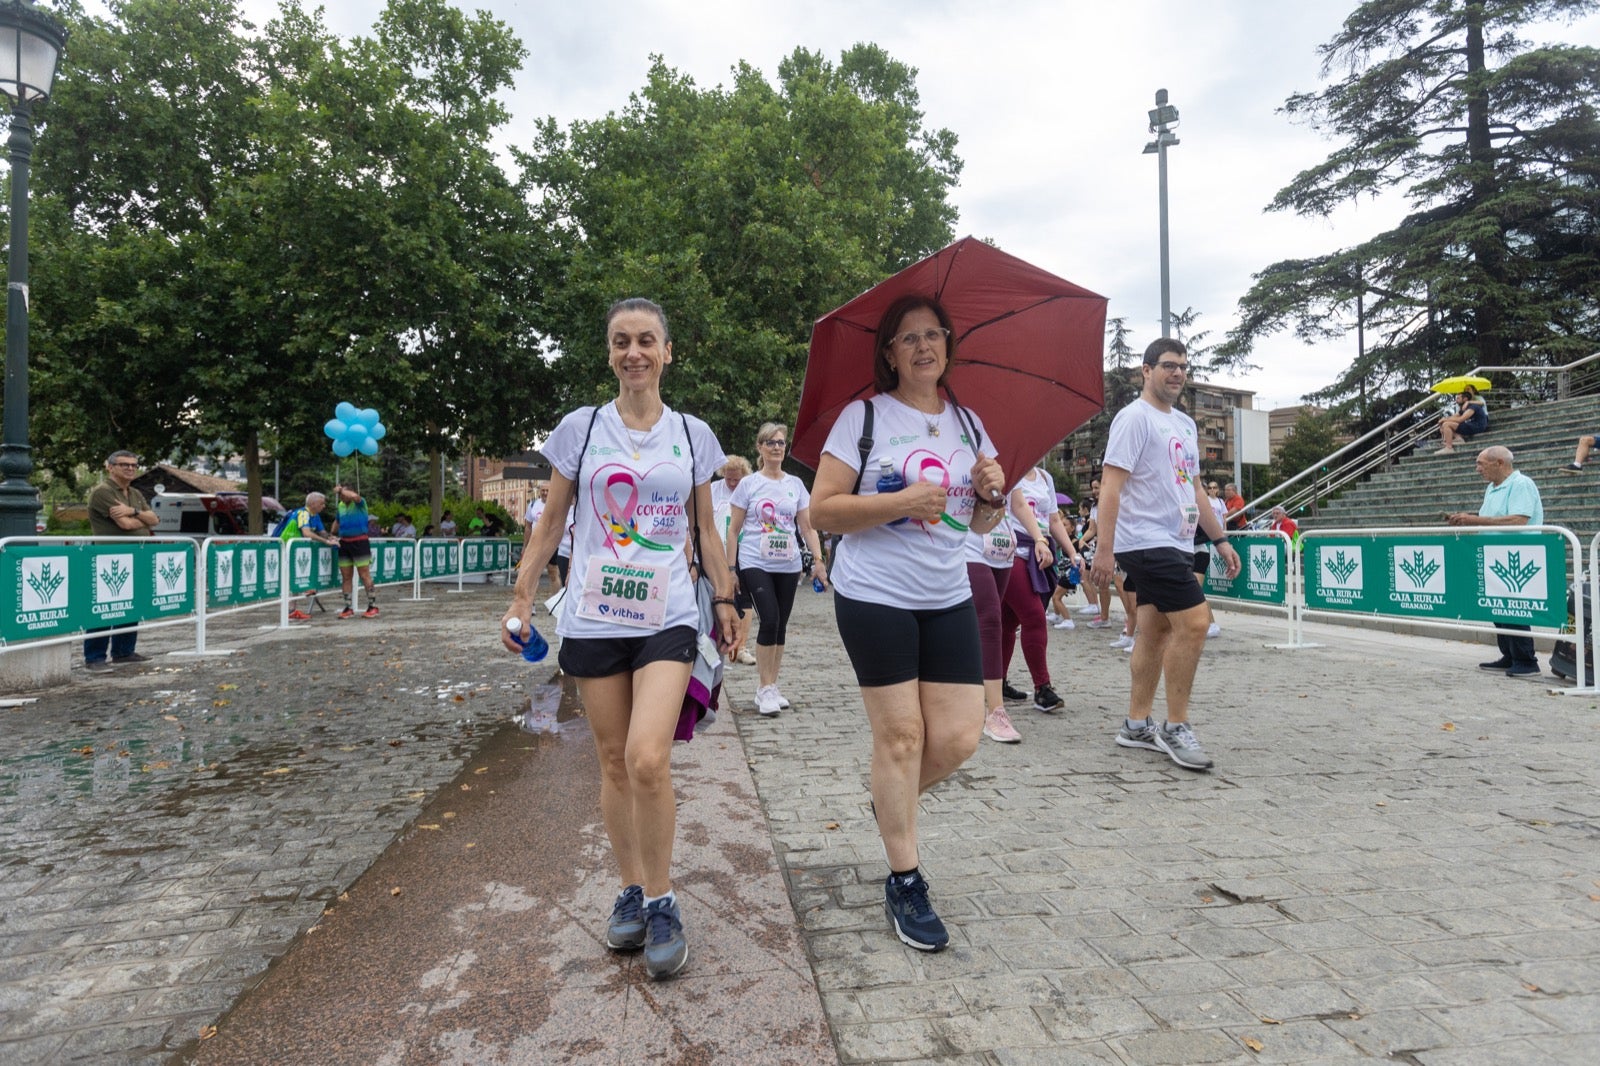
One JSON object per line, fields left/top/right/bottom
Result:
{"left": 876, "top": 459, "right": 909, "bottom": 526}
{"left": 812, "top": 576, "right": 826, "bottom": 593}
{"left": 505, "top": 617, "right": 548, "bottom": 663}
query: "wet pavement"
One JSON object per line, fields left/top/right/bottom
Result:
{"left": 4, "top": 583, "right": 1600, "bottom": 1064}
{"left": 0, "top": 588, "right": 526, "bottom": 1064}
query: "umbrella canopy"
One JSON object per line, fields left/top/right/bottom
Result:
{"left": 1055, "top": 492, "right": 1074, "bottom": 507}
{"left": 1431, "top": 375, "right": 1492, "bottom": 394}
{"left": 793, "top": 237, "right": 1108, "bottom": 489}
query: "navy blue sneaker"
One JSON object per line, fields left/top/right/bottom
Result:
{"left": 884, "top": 871, "right": 948, "bottom": 952}
{"left": 642, "top": 896, "right": 688, "bottom": 978}
{"left": 604, "top": 884, "right": 645, "bottom": 950}
{"left": 1506, "top": 663, "right": 1542, "bottom": 679}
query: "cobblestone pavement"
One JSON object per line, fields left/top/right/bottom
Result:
{"left": 5, "top": 579, "right": 1600, "bottom": 1065}
{"left": 733, "top": 592, "right": 1600, "bottom": 1064}
{"left": 0, "top": 585, "right": 526, "bottom": 1065}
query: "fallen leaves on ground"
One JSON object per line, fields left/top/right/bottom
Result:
{"left": 199, "top": 1026, "right": 218, "bottom": 1041}
{"left": 217, "top": 683, "right": 238, "bottom": 691}
{"left": 418, "top": 824, "right": 442, "bottom": 831}
{"left": 264, "top": 767, "right": 292, "bottom": 775}
{"left": 1441, "top": 722, "right": 1456, "bottom": 731}
{"left": 473, "top": 766, "right": 488, "bottom": 775}
{"left": 1243, "top": 1036, "right": 1264, "bottom": 1052}
{"left": 390, "top": 886, "right": 402, "bottom": 897}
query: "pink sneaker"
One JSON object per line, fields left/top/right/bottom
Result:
{"left": 983, "top": 706, "right": 1021, "bottom": 743}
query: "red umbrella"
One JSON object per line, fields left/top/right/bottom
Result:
{"left": 792, "top": 237, "right": 1107, "bottom": 489}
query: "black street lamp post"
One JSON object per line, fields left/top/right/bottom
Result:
{"left": 0, "top": 0, "right": 65, "bottom": 539}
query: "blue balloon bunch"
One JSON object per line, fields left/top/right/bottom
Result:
{"left": 324, "top": 402, "right": 387, "bottom": 457}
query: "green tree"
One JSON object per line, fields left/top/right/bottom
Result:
{"left": 516, "top": 45, "right": 962, "bottom": 446}
{"left": 1269, "top": 408, "right": 1343, "bottom": 490}
{"left": 1220, "top": 0, "right": 1600, "bottom": 400}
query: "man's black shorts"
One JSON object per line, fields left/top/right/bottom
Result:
{"left": 1115, "top": 548, "right": 1207, "bottom": 613}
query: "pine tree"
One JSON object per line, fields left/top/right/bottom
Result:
{"left": 1220, "top": 1, "right": 1600, "bottom": 402}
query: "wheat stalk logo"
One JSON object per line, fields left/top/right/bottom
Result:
{"left": 217, "top": 555, "right": 232, "bottom": 585}
{"left": 1324, "top": 550, "right": 1358, "bottom": 584}
{"left": 1252, "top": 551, "right": 1275, "bottom": 578}
{"left": 1398, "top": 551, "right": 1440, "bottom": 588}
{"left": 101, "top": 558, "right": 131, "bottom": 597}
{"left": 27, "top": 561, "right": 65, "bottom": 603}
{"left": 158, "top": 557, "right": 184, "bottom": 591}
{"left": 1489, "top": 550, "right": 1540, "bottom": 595}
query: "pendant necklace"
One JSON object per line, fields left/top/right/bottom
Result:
{"left": 925, "top": 403, "right": 942, "bottom": 438}
{"left": 617, "top": 402, "right": 651, "bottom": 460}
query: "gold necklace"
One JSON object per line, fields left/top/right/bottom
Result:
{"left": 616, "top": 401, "right": 653, "bottom": 460}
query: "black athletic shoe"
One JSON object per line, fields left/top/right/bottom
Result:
{"left": 1001, "top": 681, "right": 1028, "bottom": 703}
{"left": 1478, "top": 657, "right": 1513, "bottom": 671}
{"left": 884, "top": 871, "right": 948, "bottom": 951}
{"left": 1033, "top": 683, "right": 1064, "bottom": 713}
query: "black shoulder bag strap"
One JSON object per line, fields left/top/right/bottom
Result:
{"left": 567, "top": 404, "right": 602, "bottom": 562}
{"left": 851, "top": 397, "right": 876, "bottom": 495}
{"left": 681, "top": 412, "right": 703, "bottom": 568}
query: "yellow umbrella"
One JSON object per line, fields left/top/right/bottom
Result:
{"left": 1431, "top": 375, "right": 1491, "bottom": 394}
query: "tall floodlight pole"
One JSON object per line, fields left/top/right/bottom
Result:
{"left": 1142, "top": 89, "right": 1181, "bottom": 338}
{"left": 0, "top": 0, "right": 66, "bottom": 538}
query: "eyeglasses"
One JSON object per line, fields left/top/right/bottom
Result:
{"left": 110, "top": 462, "right": 140, "bottom": 468}
{"left": 760, "top": 439, "right": 787, "bottom": 448}
{"left": 892, "top": 328, "right": 950, "bottom": 350}
{"left": 1152, "top": 361, "right": 1188, "bottom": 374}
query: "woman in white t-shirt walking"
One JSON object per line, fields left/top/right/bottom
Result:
{"left": 502, "top": 298, "right": 741, "bottom": 981}
{"left": 809, "top": 295, "right": 1008, "bottom": 953}
{"left": 726, "top": 422, "right": 826, "bottom": 716}
{"left": 712, "top": 456, "right": 758, "bottom": 664}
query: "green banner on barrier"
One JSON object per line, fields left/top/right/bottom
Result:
{"left": 417, "top": 539, "right": 459, "bottom": 580}
{"left": 368, "top": 538, "right": 416, "bottom": 585}
{"left": 1304, "top": 532, "right": 1567, "bottom": 628}
{"left": 285, "top": 540, "right": 340, "bottom": 595}
{"left": 3, "top": 540, "right": 196, "bottom": 642}
{"left": 461, "top": 538, "right": 510, "bottom": 574}
{"left": 1203, "top": 535, "right": 1289, "bottom": 606}
{"left": 207, "top": 541, "right": 282, "bottom": 608}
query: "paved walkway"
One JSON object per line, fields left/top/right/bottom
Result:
{"left": 2, "top": 585, "right": 1597, "bottom": 1063}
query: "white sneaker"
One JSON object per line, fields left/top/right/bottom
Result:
{"left": 1086, "top": 617, "right": 1114, "bottom": 629}
{"left": 737, "top": 647, "right": 757, "bottom": 665}
{"left": 1054, "top": 618, "right": 1075, "bottom": 630}
{"left": 1109, "top": 634, "right": 1134, "bottom": 650}
{"left": 772, "top": 685, "right": 791, "bottom": 709}
{"left": 1076, "top": 604, "right": 1100, "bottom": 616}
{"left": 756, "top": 685, "right": 781, "bottom": 717}
{"left": 1124, "top": 640, "right": 1135, "bottom": 654}
{"left": 1206, "top": 622, "right": 1221, "bottom": 638}
{"left": 1044, "top": 611, "right": 1061, "bottom": 624}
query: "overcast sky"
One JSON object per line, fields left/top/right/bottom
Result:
{"left": 92, "top": 0, "right": 1600, "bottom": 410}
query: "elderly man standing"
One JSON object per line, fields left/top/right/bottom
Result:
{"left": 83, "top": 450, "right": 159, "bottom": 673}
{"left": 1447, "top": 445, "right": 1544, "bottom": 678}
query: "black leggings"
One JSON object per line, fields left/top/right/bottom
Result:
{"left": 738, "top": 567, "right": 801, "bottom": 646}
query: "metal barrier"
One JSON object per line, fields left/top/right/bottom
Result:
{"left": 3, "top": 534, "right": 517, "bottom": 661}
{"left": 1300, "top": 525, "right": 1584, "bottom": 690}
{"left": 0, "top": 535, "right": 200, "bottom": 654}
{"left": 1201, "top": 530, "right": 1301, "bottom": 647}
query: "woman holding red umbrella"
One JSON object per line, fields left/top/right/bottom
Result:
{"left": 809, "top": 294, "right": 1008, "bottom": 952}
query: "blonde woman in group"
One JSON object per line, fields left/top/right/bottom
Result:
{"left": 502, "top": 297, "right": 740, "bottom": 980}
{"left": 712, "top": 456, "right": 757, "bottom": 663}
{"left": 725, "top": 423, "right": 826, "bottom": 716}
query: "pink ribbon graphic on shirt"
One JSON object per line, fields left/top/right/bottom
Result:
{"left": 759, "top": 499, "right": 779, "bottom": 532}
{"left": 601, "top": 471, "right": 672, "bottom": 552}
{"left": 914, "top": 454, "right": 968, "bottom": 532}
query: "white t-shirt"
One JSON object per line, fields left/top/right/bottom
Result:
{"left": 729, "top": 471, "right": 811, "bottom": 573}
{"left": 966, "top": 492, "right": 1018, "bottom": 569}
{"left": 711, "top": 478, "right": 737, "bottom": 545}
{"left": 525, "top": 498, "right": 545, "bottom": 526}
{"left": 822, "top": 394, "right": 994, "bottom": 610}
{"left": 1010, "top": 468, "right": 1057, "bottom": 559}
{"left": 1102, "top": 398, "right": 1203, "bottom": 554}
{"left": 543, "top": 402, "right": 726, "bottom": 639}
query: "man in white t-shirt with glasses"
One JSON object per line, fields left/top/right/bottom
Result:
{"left": 1090, "top": 339, "right": 1241, "bottom": 771}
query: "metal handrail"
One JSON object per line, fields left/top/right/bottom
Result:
{"left": 1233, "top": 351, "right": 1600, "bottom": 524}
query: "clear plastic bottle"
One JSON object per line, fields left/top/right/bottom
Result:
{"left": 876, "top": 459, "right": 909, "bottom": 526}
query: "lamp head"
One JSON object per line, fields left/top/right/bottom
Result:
{"left": 0, "top": 0, "right": 67, "bottom": 106}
